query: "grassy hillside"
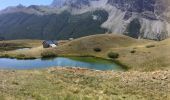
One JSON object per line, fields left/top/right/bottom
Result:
{"left": 50, "top": 34, "right": 170, "bottom": 71}
{"left": 52, "top": 34, "right": 148, "bottom": 56}
{"left": 0, "top": 68, "right": 169, "bottom": 100}
{"left": 0, "top": 40, "right": 42, "bottom": 51}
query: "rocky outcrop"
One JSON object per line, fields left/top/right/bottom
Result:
{"left": 105, "top": 0, "right": 170, "bottom": 40}
{"left": 51, "top": 0, "right": 170, "bottom": 40}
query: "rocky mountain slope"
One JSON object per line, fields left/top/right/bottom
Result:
{"left": 0, "top": 0, "right": 170, "bottom": 40}
{"left": 0, "top": 4, "right": 108, "bottom": 40}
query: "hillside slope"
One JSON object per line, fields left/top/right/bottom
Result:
{"left": 0, "top": 10, "right": 108, "bottom": 40}
{"left": 53, "top": 34, "right": 144, "bottom": 55}
{"left": 51, "top": 34, "right": 170, "bottom": 71}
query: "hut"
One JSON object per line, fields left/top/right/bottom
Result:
{"left": 69, "top": 38, "right": 74, "bottom": 41}
{"left": 42, "top": 40, "right": 58, "bottom": 48}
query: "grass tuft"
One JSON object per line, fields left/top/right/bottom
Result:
{"left": 93, "top": 47, "right": 102, "bottom": 52}
{"left": 107, "top": 52, "right": 119, "bottom": 59}
{"left": 41, "top": 51, "right": 58, "bottom": 58}
{"left": 146, "top": 44, "right": 155, "bottom": 48}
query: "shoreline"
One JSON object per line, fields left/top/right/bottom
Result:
{"left": 0, "top": 55, "right": 129, "bottom": 71}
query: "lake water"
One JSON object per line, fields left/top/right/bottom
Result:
{"left": 0, "top": 57, "right": 124, "bottom": 71}
{"left": 16, "top": 48, "right": 31, "bottom": 51}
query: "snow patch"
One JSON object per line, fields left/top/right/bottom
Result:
{"left": 92, "top": 15, "right": 98, "bottom": 20}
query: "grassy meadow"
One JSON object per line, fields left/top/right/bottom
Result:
{"left": 0, "top": 68, "right": 169, "bottom": 100}
{"left": 0, "top": 34, "right": 170, "bottom": 99}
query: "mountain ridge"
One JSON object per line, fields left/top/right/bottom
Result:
{"left": 0, "top": 0, "right": 170, "bottom": 40}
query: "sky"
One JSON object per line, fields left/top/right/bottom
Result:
{"left": 0, "top": 0, "right": 53, "bottom": 10}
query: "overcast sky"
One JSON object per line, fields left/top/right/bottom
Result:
{"left": 0, "top": 0, "right": 53, "bottom": 10}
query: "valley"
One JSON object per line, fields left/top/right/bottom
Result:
{"left": 0, "top": 0, "right": 170, "bottom": 99}
{"left": 0, "top": 34, "right": 170, "bottom": 99}
{"left": 1, "top": 34, "right": 169, "bottom": 71}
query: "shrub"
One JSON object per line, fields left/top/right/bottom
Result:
{"left": 41, "top": 51, "right": 57, "bottom": 58}
{"left": 17, "top": 54, "right": 26, "bottom": 58}
{"left": 107, "top": 52, "right": 119, "bottom": 59}
{"left": 130, "top": 50, "right": 136, "bottom": 53}
{"left": 12, "top": 81, "right": 19, "bottom": 85}
{"left": 146, "top": 44, "right": 155, "bottom": 48}
{"left": 1, "top": 54, "right": 10, "bottom": 58}
{"left": 93, "top": 48, "right": 102, "bottom": 52}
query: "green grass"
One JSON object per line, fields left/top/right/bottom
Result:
{"left": 41, "top": 51, "right": 58, "bottom": 58}
{"left": 0, "top": 40, "right": 42, "bottom": 51}
{"left": 146, "top": 44, "right": 155, "bottom": 48}
{"left": 67, "top": 56, "right": 114, "bottom": 64}
{"left": 107, "top": 52, "right": 119, "bottom": 59}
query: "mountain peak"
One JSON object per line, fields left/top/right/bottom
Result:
{"left": 51, "top": 0, "right": 108, "bottom": 8}
{"left": 16, "top": 4, "right": 25, "bottom": 8}
{"left": 51, "top": 0, "right": 67, "bottom": 7}
{"left": 51, "top": 0, "right": 91, "bottom": 8}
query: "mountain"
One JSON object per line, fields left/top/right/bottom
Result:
{"left": 0, "top": 0, "right": 169, "bottom": 40}
{"left": 0, "top": 4, "right": 108, "bottom": 40}
{"left": 51, "top": 0, "right": 67, "bottom": 7}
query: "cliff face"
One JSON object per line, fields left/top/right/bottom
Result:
{"left": 105, "top": 0, "right": 170, "bottom": 40}
{"left": 52, "top": 0, "right": 170, "bottom": 40}
{"left": 0, "top": 0, "right": 169, "bottom": 40}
